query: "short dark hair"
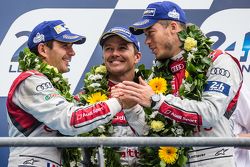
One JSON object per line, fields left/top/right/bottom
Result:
{"left": 158, "top": 20, "right": 186, "bottom": 30}
{"left": 30, "top": 40, "right": 54, "bottom": 55}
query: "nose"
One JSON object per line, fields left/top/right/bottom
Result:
{"left": 112, "top": 48, "right": 120, "bottom": 56}
{"left": 68, "top": 46, "right": 75, "bottom": 57}
{"left": 144, "top": 36, "right": 151, "bottom": 46}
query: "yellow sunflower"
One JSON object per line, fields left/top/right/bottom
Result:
{"left": 149, "top": 77, "right": 167, "bottom": 94}
{"left": 158, "top": 146, "right": 179, "bottom": 165}
{"left": 86, "top": 92, "right": 108, "bottom": 104}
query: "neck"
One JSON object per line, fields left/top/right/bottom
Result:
{"left": 171, "top": 50, "right": 184, "bottom": 61}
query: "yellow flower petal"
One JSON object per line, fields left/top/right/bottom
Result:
{"left": 184, "top": 37, "right": 197, "bottom": 51}
{"left": 87, "top": 92, "right": 108, "bottom": 104}
{"left": 158, "top": 146, "right": 179, "bottom": 165}
{"left": 151, "top": 120, "right": 165, "bottom": 132}
{"left": 148, "top": 77, "right": 167, "bottom": 94}
{"left": 95, "top": 65, "right": 107, "bottom": 74}
{"left": 185, "top": 70, "right": 190, "bottom": 78}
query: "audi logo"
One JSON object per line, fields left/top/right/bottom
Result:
{"left": 171, "top": 64, "right": 184, "bottom": 73}
{"left": 36, "top": 82, "right": 53, "bottom": 91}
{"left": 210, "top": 68, "right": 230, "bottom": 78}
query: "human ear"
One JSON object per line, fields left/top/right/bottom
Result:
{"left": 37, "top": 43, "right": 47, "bottom": 58}
{"left": 134, "top": 52, "right": 142, "bottom": 64}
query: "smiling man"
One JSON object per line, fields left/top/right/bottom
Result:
{"left": 112, "top": 1, "right": 243, "bottom": 167}
{"left": 6, "top": 21, "right": 146, "bottom": 167}
{"left": 98, "top": 26, "right": 148, "bottom": 166}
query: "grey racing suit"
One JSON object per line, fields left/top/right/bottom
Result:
{"left": 108, "top": 81, "right": 148, "bottom": 166}
{"left": 6, "top": 70, "right": 147, "bottom": 167}
{"left": 153, "top": 50, "right": 243, "bottom": 167}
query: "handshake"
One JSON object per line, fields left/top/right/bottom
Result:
{"left": 111, "top": 77, "right": 155, "bottom": 109}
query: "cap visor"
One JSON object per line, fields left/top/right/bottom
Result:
{"left": 56, "top": 33, "right": 86, "bottom": 44}
{"left": 129, "top": 19, "right": 158, "bottom": 35}
{"left": 99, "top": 32, "right": 133, "bottom": 46}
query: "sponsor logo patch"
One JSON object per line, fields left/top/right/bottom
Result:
{"left": 204, "top": 81, "right": 230, "bottom": 96}
{"left": 36, "top": 82, "right": 53, "bottom": 91}
{"left": 210, "top": 67, "right": 230, "bottom": 78}
{"left": 53, "top": 24, "right": 67, "bottom": 34}
{"left": 168, "top": 9, "right": 180, "bottom": 20}
{"left": 143, "top": 8, "right": 156, "bottom": 16}
{"left": 44, "top": 93, "right": 60, "bottom": 101}
{"left": 33, "top": 33, "right": 45, "bottom": 44}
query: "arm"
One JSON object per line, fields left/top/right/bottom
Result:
{"left": 154, "top": 54, "right": 242, "bottom": 127}
{"left": 121, "top": 53, "right": 242, "bottom": 127}
{"left": 123, "top": 104, "right": 149, "bottom": 136}
{"left": 12, "top": 74, "right": 122, "bottom": 136}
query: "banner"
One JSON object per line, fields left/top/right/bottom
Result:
{"left": 1, "top": 0, "right": 249, "bottom": 166}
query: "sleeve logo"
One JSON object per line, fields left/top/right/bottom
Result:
{"left": 204, "top": 81, "right": 230, "bottom": 96}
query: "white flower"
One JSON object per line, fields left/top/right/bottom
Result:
{"left": 183, "top": 82, "right": 192, "bottom": 92}
{"left": 171, "top": 126, "right": 184, "bottom": 136}
{"left": 53, "top": 77, "right": 60, "bottom": 83}
{"left": 88, "top": 74, "right": 103, "bottom": 81}
{"left": 97, "top": 125, "right": 105, "bottom": 133}
{"left": 35, "top": 64, "right": 41, "bottom": 69}
{"left": 91, "top": 155, "right": 97, "bottom": 164}
{"left": 176, "top": 128, "right": 184, "bottom": 135}
{"left": 153, "top": 60, "right": 162, "bottom": 68}
{"left": 89, "top": 83, "right": 101, "bottom": 88}
{"left": 63, "top": 78, "right": 69, "bottom": 83}
{"left": 108, "top": 125, "right": 114, "bottom": 134}
{"left": 34, "top": 58, "right": 40, "bottom": 63}
{"left": 187, "top": 53, "right": 195, "bottom": 62}
{"left": 191, "top": 47, "right": 198, "bottom": 52}
{"left": 150, "top": 111, "right": 159, "bottom": 119}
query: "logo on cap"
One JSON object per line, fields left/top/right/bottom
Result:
{"left": 133, "top": 19, "right": 150, "bottom": 26}
{"left": 33, "top": 33, "right": 45, "bottom": 44}
{"left": 143, "top": 8, "right": 156, "bottom": 16}
{"left": 63, "top": 34, "right": 79, "bottom": 39}
{"left": 168, "top": 9, "right": 180, "bottom": 20}
{"left": 110, "top": 27, "right": 132, "bottom": 37}
{"left": 54, "top": 24, "right": 67, "bottom": 34}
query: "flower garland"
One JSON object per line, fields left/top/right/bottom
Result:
{"left": 18, "top": 48, "right": 81, "bottom": 167}
{"left": 77, "top": 65, "right": 123, "bottom": 166}
{"left": 138, "top": 24, "right": 214, "bottom": 167}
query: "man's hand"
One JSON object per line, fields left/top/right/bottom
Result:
{"left": 117, "top": 77, "right": 155, "bottom": 108}
{"left": 111, "top": 83, "right": 137, "bottom": 109}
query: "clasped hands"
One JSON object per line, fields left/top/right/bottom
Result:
{"left": 111, "top": 77, "right": 155, "bottom": 109}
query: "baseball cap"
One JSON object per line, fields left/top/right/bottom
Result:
{"left": 99, "top": 26, "right": 140, "bottom": 51}
{"left": 129, "top": 1, "right": 186, "bottom": 35}
{"left": 28, "top": 20, "right": 86, "bottom": 49}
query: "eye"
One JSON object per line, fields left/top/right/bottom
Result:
{"left": 61, "top": 43, "right": 70, "bottom": 49}
{"left": 119, "top": 46, "right": 127, "bottom": 50}
{"left": 104, "top": 47, "right": 112, "bottom": 51}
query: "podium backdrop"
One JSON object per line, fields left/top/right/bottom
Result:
{"left": 1, "top": 0, "right": 250, "bottom": 166}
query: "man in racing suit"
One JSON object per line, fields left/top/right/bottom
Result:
{"left": 6, "top": 20, "right": 147, "bottom": 167}
{"left": 99, "top": 26, "right": 148, "bottom": 166}
{"left": 112, "top": 1, "right": 243, "bottom": 167}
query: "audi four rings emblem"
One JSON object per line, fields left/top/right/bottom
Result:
{"left": 210, "top": 68, "right": 230, "bottom": 78}
{"left": 171, "top": 64, "right": 184, "bottom": 73}
{"left": 36, "top": 82, "right": 53, "bottom": 91}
